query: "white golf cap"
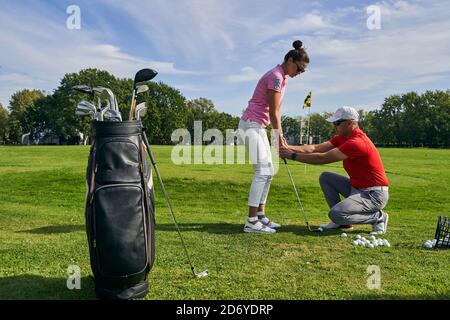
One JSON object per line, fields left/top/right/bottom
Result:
{"left": 326, "top": 106, "right": 359, "bottom": 122}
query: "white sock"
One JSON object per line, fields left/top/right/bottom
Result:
{"left": 247, "top": 216, "right": 258, "bottom": 222}
{"left": 257, "top": 211, "right": 265, "bottom": 217}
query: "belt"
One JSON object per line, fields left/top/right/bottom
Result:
{"left": 360, "top": 186, "right": 389, "bottom": 192}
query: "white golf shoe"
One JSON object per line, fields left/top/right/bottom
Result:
{"left": 371, "top": 212, "right": 389, "bottom": 235}
{"left": 258, "top": 215, "right": 281, "bottom": 229}
{"left": 244, "top": 220, "right": 276, "bottom": 234}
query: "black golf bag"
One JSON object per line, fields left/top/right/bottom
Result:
{"left": 85, "top": 121, "right": 155, "bottom": 299}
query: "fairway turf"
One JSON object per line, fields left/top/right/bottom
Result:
{"left": 0, "top": 146, "right": 449, "bottom": 299}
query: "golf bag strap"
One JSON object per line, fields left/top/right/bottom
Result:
{"left": 89, "top": 140, "right": 97, "bottom": 198}
{"left": 139, "top": 138, "right": 152, "bottom": 267}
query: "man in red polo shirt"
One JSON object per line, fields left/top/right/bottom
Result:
{"left": 279, "top": 107, "right": 389, "bottom": 234}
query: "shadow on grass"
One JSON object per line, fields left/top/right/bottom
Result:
{"left": 352, "top": 293, "right": 450, "bottom": 300}
{"left": 155, "top": 223, "right": 343, "bottom": 237}
{"left": 0, "top": 275, "right": 96, "bottom": 300}
{"left": 17, "top": 225, "right": 85, "bottom": 234}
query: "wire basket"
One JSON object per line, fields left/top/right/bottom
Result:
{"left": 434, "top": 216, "right": 450, "bottom": 249}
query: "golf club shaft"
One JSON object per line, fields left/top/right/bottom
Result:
{"left": 283, "top": 158, "right": 312, "bottom": 231}
{"left": 129, "top": 89, "right": 136, "bottom": 120}
{"left": 141, "top": 132, "right": 197, "bottom": 277}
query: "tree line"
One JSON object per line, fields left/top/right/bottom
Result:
{"left": 0, "top": 69, "right": 448, "bottom": 148}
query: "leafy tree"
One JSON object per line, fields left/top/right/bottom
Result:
{"left": 0, "top": 104, "right": 9, "bottom": 144}
{"left": 142, "top": 82, "right": 190, "bottom": 145}
{"left": 7, "top": 89, "right": 45, "bottom": 143}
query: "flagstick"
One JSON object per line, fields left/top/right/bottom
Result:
{"left": 304, "top": 108, "right": 310, "bottom": 174}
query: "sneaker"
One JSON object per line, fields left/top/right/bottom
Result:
{"left": 244, "top": 220, "right": 276, "bottom": 234}
{"left": 371, "top": 212, "right": 389, "bottom": 235}
{"left": 258, "top": 215, "right": 281, "bottom": 229}
{"left": 319, "top": 221, "right": 354, "bottom": 230}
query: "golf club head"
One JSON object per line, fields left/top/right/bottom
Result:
{"left": 194, "top": 269, "right": 209, "bottom": 278}
{"left": 134, "top": 68, "right": 158, "bottom": 85}
{"left": 135, "top": 102, "right": 146, "bottom": 120}
{"left": 104, "top": 109, "right": 122, "bottom": 121}
{"left": 73, "top": 85, "right": 93, "bottom": 95}
{"left": 75, "top": 109, "right": 93, "bottom": 116}
{"left": 77, "top": 100, "right": 97, "bottom": 112}
{"left": 136, "top": 107, "right": 147, "bottom": 120}
{"left": 136, "top": 84, "right": 149, "bottom": 94}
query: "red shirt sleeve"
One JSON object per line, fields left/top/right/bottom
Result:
{"left": 329, "top": 135, "right": 341, "bottom": 147}
{"left": 338, "top": 137, "right": 368, "bottom": 159}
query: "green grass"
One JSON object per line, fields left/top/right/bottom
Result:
{"left": 0, "top": 146, "right": 449, "bottom": 299}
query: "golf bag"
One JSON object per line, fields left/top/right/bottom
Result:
{"left": 85, "top": 121, "right": 155, "bottom": 299}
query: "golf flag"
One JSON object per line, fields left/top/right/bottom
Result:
{"left": 303, "top": 91, "right": 312, "bottom": 109}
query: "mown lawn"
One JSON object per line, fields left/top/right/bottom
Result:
{"left": 0, "top": 146, "right": 449, "bottom": 299}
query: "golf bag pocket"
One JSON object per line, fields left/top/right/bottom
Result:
{"left": 96, "top": 140, "right": 141, "bottom": 184}
{"left": 93, "top": 184, "right": 148, "bottom": 277}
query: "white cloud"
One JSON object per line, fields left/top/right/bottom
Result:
{"left": 227, "top": 67, "right": 260, "bottom": 83}
{"left": 0, "top": 2, "right": 197, "bottom": 106}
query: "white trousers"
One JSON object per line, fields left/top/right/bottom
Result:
{"left": 238, "top": 119, "right": 274, "bottom": 207}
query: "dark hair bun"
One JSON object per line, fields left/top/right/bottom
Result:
{"left": 293, "top": 40, "right": 303, "bottom": 50}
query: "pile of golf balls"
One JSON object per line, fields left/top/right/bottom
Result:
{"left": 423, "top": 239, "right": 437, "bottom": 249}
{"left": 350, "top": 234, "right": 390, "bottom": 248}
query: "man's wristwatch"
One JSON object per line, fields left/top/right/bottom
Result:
{"left": 291, "top": 152, "right": 297, "bottom": 161}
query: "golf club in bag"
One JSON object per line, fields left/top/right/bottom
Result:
{"left": 85, "top": 120, "right": 156, "bottom": 299}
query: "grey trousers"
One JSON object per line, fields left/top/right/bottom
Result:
{"left": 319, "top": 172, "right": 389, "bottom": 225}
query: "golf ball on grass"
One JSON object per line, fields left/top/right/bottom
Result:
{"left": 423, "top": 240, "right": 434, "bottom": 249}
{"left": 341, "top": 233, "right": 348, "bottom": 238}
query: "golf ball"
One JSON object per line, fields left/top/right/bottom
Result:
{"left": 361, "top": 237, "right": 367, "bottom": 242}
{"left": 341, "top": 233, "right": 348, "bottom": 238}
{"left": 368, "top": 243, "right": 375, "bottom": 249}
{"left": 424, "top": 242, "right": 433, "bottom": 249}
{"left": 317, "top": 227, "right": 323, "bottom": 232}
{"left": 370, "top": 235, "right": 376, "bottom": 241}
{"left": 356, "top": 235, "right": 362, "bottom": 240}
{"left": 352, "top": 240, "right": 359, "bottom": 246}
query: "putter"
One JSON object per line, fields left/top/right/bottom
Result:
{"left": 141, "top": 131, "right": 208, "bottom": 278}
{"left": 73, "top": 85, "right": 94, "bottom": 96}
{"left": 283, "top": 158, "right": 322, "bottom": 232}
{"left": 129, "top": 69, "right": 157, "bottom": 120}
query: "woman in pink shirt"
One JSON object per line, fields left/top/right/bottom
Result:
{"left": 239, "top": 40, "right": 309, "bottom": 234}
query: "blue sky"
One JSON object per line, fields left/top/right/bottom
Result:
{"left": 1, "top": 0, "right": 449, "bottom": 117}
